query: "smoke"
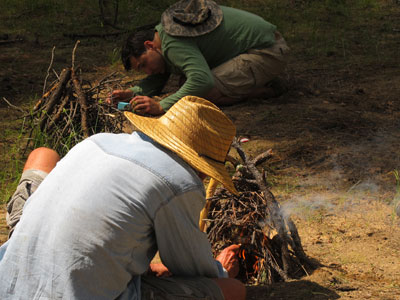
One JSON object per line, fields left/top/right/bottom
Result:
{"left": 276, "top": 129, "right": 400, "bottom": 221}
{"left": 280, "top": 194, "right": 335, "bottom": 221}
{"left": 278, "top": 177, "right": 381, "bottom": 221}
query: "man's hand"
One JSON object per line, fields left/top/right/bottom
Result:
{"left": 105, "top": 89, "right": 134, "bottom": 106}
{"left": 149, "top": 263, "right": 172, "bottom": 277}
{"left": 130, "top": 96, "right": 164, "bottom": 116}
{"left": 216, "top": 244, "right": 241, "bottom": 278}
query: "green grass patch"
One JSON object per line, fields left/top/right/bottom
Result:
{"left": 0, "top": 0, "right": 175, "bottom": 38}
{"left": 220, "top": 0, "right": 387, "bottom": 67}
{"left": 0, "top": 117, "right": 26, "bottom": 205}
{"left": 0, "top": 0, "right": 392, "bottom": 68}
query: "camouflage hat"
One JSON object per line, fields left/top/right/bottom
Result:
{"left": 161, "top": 0, "right": 223, "bottom": 37}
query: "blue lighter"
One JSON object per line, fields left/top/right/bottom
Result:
{"left": 117, "top": 102, "right": 131, "bottom": 111}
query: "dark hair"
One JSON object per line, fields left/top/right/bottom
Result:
{"left": 121, "top": 29, "right": 156, "bottom": 71}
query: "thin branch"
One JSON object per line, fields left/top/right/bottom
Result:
{"left": 71, "top": 40, "right": 80, "bottom": 70}
{"left": 43, "top": 46, "right": 56, "bottom": 95}
{"left": 2, "top": 97, "right": 26, "bottom": 113}
{"left": 72, "top": 69, "right": 89, "bottom": 138}
{"left": 52, "top": 69, "right": 60, "bottom": 80}
{"left": 39, "top": 68, "right": 72, "bottom": 131}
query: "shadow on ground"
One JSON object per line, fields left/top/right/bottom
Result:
{"left": 247, "top": 280, "right": 340, "bottom": 300}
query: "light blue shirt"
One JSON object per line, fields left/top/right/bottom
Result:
{"left": 0, "top": 132, "right": 226, "bottom": 299}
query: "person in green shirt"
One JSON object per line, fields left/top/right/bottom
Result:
{"left": 108, "top": 0, "right": 289, "bottom": 115}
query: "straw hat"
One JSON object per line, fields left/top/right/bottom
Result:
{"left": 161, "top": 0, "right": 223, "bottom": 37}
{"left": 124, "top": 96, "right": 238, "bottom": 195}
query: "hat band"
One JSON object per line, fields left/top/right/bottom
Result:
{"left": 199, "top": 153, "right": 225, "bottom": 164}
{"left": 172, "top": 9, "right": 211, "bottom": 27}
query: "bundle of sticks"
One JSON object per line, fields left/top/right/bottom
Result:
{"left": 26, "top": 42, "right": 127, "bottom": 156}
{"left": 205, "top": 141, "right": 317, "bottom": 284}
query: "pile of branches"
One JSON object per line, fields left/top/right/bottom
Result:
{"left": 206, "top": 140, "right": 318, "bottom": 284}
{"left": 25, "top": 42, "right": 126, "bottom": 156}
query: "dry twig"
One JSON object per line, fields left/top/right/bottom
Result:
{"left": 206, "top": 141, "right": 316, "bottom": 284}
{"left": 25, "top": 44, "right": 126, "bottom": 156}
{"left": 2, "top": 97, "right": 26, "bottom": 113}
{"left": 43, "top": 46, "right": 56, "bottom": 95}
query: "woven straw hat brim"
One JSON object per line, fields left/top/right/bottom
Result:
{"left": 124, "top": 98, "right": 238, "bottom": 195}
{"left": 161, "top": 0, "right": 223, "bottom": 37}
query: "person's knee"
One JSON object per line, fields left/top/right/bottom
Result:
{"left": 28, "top": 147, "right": 60, "bottom": 162}
{"left": 24, "top": 147, "right": 60, "bottom": 173}
{"left": 213, "top": 278, "right": 246, "bottom": 300}
{"left": 205, "top": 87, "right": 244, "bottom": 106}
{"left": 205, "top": 87, "right": 223, "bottom": 103}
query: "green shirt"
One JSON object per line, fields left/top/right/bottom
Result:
{"left": 130, "top": 6, "right": 277, "bottom": 111}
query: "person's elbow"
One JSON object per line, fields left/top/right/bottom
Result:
{"left": 200, "top": 76, "right": 215, "bottom": 96}
{"left": 188, "top": 73, "right": 215, "bottom": 97}
{"left": 202, "top": 76, "right": 215, "bottom": 94}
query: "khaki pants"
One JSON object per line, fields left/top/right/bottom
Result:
{"left": 212, "top": 32, "right": 290, "bottom": 98}
{"left": 6, "top": 169, "right": 47, "bottom": 238}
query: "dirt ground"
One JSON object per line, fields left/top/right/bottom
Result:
{"left": 1, "top": 4, "right": 400, "bottom": 299}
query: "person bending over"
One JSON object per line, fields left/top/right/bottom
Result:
{"left": 107, "top": 0, "right": 289, "bottom": 115}
{"left": 0, "top": 96, "right": 245, "bottom": 300}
